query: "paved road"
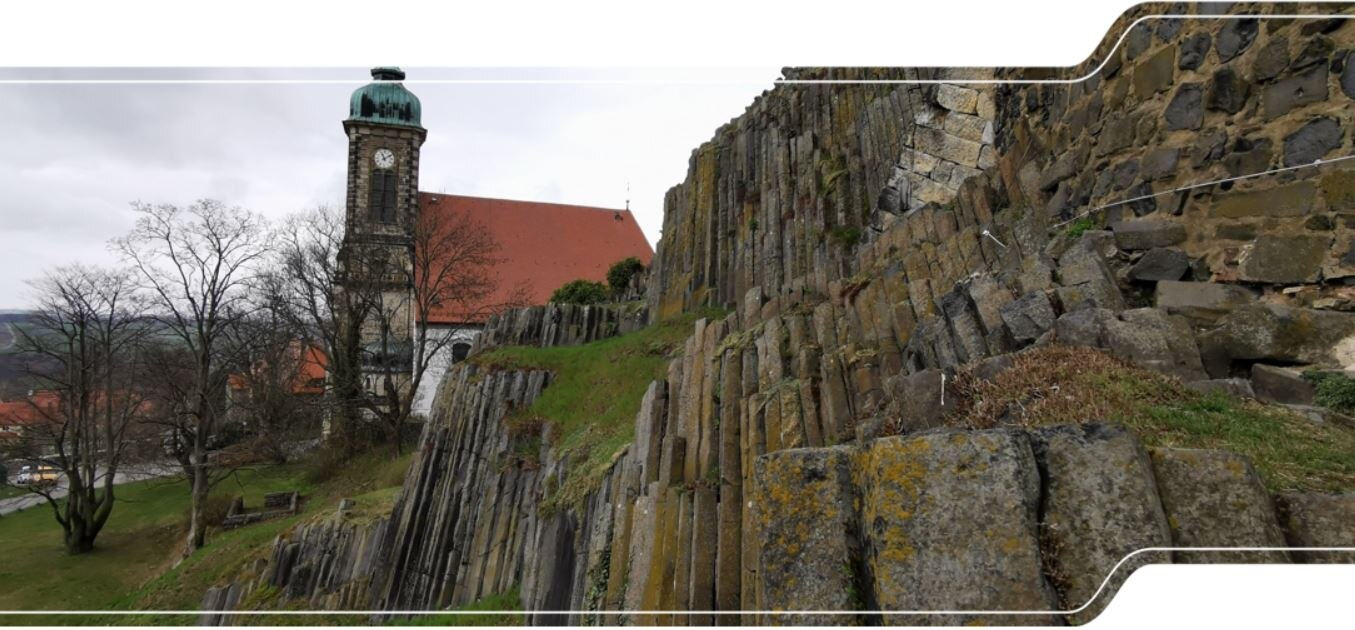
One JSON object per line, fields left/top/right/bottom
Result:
{"left": 0, "top": 461, "right": 180, "bottom": 517}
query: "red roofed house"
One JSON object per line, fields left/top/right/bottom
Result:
{"left": 0, "top": 390, "right": 59, "bottom": 445}
{"left": 338, "top": 68, "right": 653, "bottom": 417}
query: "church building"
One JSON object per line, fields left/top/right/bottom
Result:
{"left": 338, "top": 67, "right": 653, "bottom": 417}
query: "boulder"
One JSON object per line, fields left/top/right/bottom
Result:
{"left": 1027, "top": 424, "right": 1172, "bottom": 625}
{"left": 1149, "top": 448, "right": 1290, "bottom": 563}
{"left": 1274, "top": 492, "right": 1355, "bottom": 563}
{"left": 1102, "top": 308, "right": 1209, "bottom": 382}
{"left": 1128, "top": 247, "right": 1188, "bottom": 281}
{"left": 860, "top": 429, "right": 1058, "bottom": 626}
{"left": 1054, "top": 307, "right": 1116, "bottom": 348}
{"left": 753, "top": 447, "right": 862, "bottom": 624}
{"left": 1000, "top": 291, "right": 1058, "bottom": 344}
{"left": 1250, "top": 364, "right": 1315, "bottom": 405}
{"left": 1198, "top": 304, "right": 1355, "bottom": 370}
{"left": 1057, "top": 239, "right": 1126, "bottom": 312}
{"left": 1113, "top": 219, "right": 1186, "bottom": 250}
{"left": 882, "top": 368, "right": 956, "bottom": 434}
{"left": 1154, "top": 280, "right": 1258, "bottom": 322}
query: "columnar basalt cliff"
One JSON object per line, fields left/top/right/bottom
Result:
{"left": 205, "top": 4, "right": 1355, "bottom": 625}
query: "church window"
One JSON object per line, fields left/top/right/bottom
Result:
{"left": 451, "top": 342, "right": 471, "bottom": 364}
{"left": 370, "top": 169, "right": 398, "bottom": 223}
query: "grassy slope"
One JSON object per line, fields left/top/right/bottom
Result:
{"left": 0, "top": 452, "right": 412, "bottom": 626}
{"left": 949, "top": 345, "right": 1355, "bottom": 492}
{"left": 472, "top": 308, "right": 726, "bottom": 511}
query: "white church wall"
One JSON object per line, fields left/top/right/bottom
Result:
{"left": 412, "top": 323, "right": 480, "bottom": 418}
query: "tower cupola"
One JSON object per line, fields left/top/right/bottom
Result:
{"left": 347, "top": 67, "right": 422, "bottom": 129}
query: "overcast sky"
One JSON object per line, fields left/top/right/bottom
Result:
{"left": 0, "top": 67, "right": 775, "bottom": 310}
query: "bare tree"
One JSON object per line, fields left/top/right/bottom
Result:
{"left": 220, "top": 278, "right": 325, "bottom": 463}
{"left": 272, "top": 206, "right": 370, "bottom": 453}
{"left": 273, "top": 205, "right": 524, "bottom": 455}
{"left": 10, "top": 265, "right": 152, "bottom": 553}
{"left": 112, "top": 199, "right": 270, "bottom": 556}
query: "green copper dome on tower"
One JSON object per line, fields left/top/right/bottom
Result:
{"left": 347, "top": 67, "right": 422, "bottom": 129}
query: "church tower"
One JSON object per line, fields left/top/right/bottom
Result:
{"left": 337, "top": 67, "right": 426, "bottom": 400}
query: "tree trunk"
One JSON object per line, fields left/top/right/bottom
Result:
{"left": 65, "top": 521, "right": 97, "bottom": 554}
{"left": 183, "top": 462, "right": 209, "bottom": 556}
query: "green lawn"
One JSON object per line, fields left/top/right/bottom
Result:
{"left": 0, "top": 450, "right": 413, "bottom": 625}
{"left": 473, "top": 308, "right": 726, "bottom": 512}
{"left": 0, "top": 485, "right": 27, "bottom": 500}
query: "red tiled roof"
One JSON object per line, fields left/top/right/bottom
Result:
{"left": 417, "top": 193, "right": 654, "bottom": 325}
{"left": 228, "top": 342, "right": 328, "bottom": 396}
{"left": 0, "top": 391, "right": 59, "bottom": 429}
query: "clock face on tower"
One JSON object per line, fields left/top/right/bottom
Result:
{"left": 373, "top": 148, "right": 396, "bottom": 169}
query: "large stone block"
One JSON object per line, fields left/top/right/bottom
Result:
{"left": 1000, "top": 290, "right": 1058, "bottom": 344}
{"left": 1057, "top": 240, "right": 1126, "bottom": 312}
{"left": 1103, "top": 308, "right": 1209, "bottom": 382}
{"left": 882, "top": 368, "right": 956, "bottom": 434}
{"left": 1164, "top": 83, "right": 1203, "bottom": 130}
{"left": 1215, "top": 18, "right": 1258, "bottom": 62}
{"left": 1274, "top": 492, "right": 1355, "bottom": 563}
{"left": 1250, "top": 364, "right": 1315, "bottom": 405}
{"left": 1239, "top": 234, "right": 1333, "bottom": 283}
{"left": 1198, "top": 303, "right": 1355, "bottom": 369}
{"left": 1128, "top": 247, "right": 1188, "bottom": 281}
{"left": 935, "top": 84, "right": 979, "bottom": 114}
{"left": 1321, "top": 168, "right": 1355, "bottom": 211}
{"left": 1262, "top": 66, "right": 1328, "bottom": 120}
{"left": 1283, "top": 117, "right": 1343, "bottom": 167}
{"left": 1155, "top": 281, "right": 1258, "bottom": 323}
{"left": 1132, "top": 45, "right": 1176, "bottom": 99}
{"left": 753, "top": 447, "right": 862, "bottom": 624}
{"left": 915, "top": 127, "right": 983, "bottom": 168}
{"left": 1028, "top": 424, "right": 1172, "bottom": 625}
{"left": 1112, "top": 219, "right": 1186, "bottom": 250}
{"left": 1211, "top": 181, "right": 1317, "bottom": 218}
{"left": 1149, "top": 448, "right": 1289, "bottom": 563}
{"left": 860, "top": 429, "right": 1058, "bottom": 626}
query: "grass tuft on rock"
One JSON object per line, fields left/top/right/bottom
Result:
{"left": 947, "top": 345, "right": 1355, "bottom": 493}
{"left": 472, "top": 308, "right": 727, "bottom": 512}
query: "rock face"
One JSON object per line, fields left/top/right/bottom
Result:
{"left": 860, "top": 429, "right": 1057, "bottom": 626}
{"left": 753, "top": 447, "right": 862, "bottom": 624}
{"left": 1027, "top": 424, "right": 1171, "bottom": 625}
{"left": 1150, "top": 448, "right": 1290, "bottom": 564}
{"left": 204, "top": 5, "right": 1355, "bottom": 625}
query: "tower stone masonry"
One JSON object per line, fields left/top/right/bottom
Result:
{"left": 338, "top": 67, "right": 426, "bottom": 400}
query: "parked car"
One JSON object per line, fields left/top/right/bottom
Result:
{"left": 15, "top": 463, "right": 59, "bottom": 487}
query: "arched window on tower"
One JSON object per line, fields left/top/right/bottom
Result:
{"left": 370, "top": 169, "right": 398, "bottom": 223}
{"left": 451, "top": 342, "right": 472, "bottom": 365}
